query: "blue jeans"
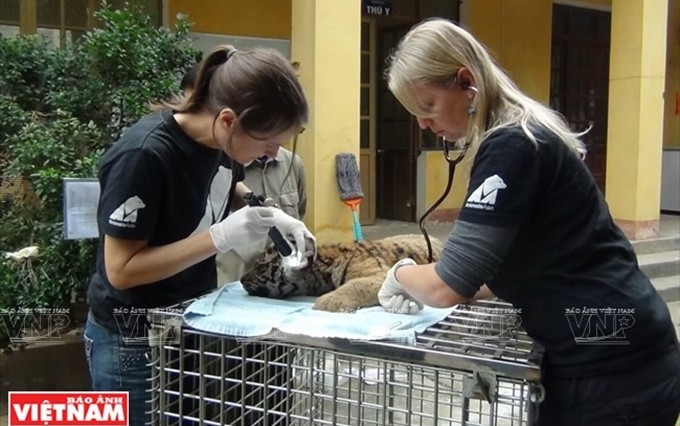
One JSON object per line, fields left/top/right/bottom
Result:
{"left": 84, "top": 312, "right": 151, "bottom": 426}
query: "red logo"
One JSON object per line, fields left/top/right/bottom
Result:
{"left": 8, "top": 392, "right": 128, "bottom": 426}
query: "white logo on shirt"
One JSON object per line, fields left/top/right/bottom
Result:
{"left": 189, "top": 166, "right": 234, "bottom": 237}
{"left": 109, "top": 196, "right": 146, "bottom": 227}
{"left": 465, "top": 174, "right": 507, "bottom": 211}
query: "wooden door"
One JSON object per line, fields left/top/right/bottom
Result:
{"left": 359, "top": 19, "right": 376, "bottom": 225}
{"left": 376, "top": 24, "right": 417, "bottom": 222}
{"left": 551, "top": 4, "right": 611, "bottom": 192}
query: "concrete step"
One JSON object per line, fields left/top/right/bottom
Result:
{"left": 652, "top": 275, "right": 680, "bottom": 303}
{"left": 638, "top": 250, "right": 680, "bottom": 278}
{"left": 631, "top": 236, "right": 680, "bottom": 255}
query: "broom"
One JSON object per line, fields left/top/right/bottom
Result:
{"left": 335, "top": 153, "right": 364, "bottom": 241}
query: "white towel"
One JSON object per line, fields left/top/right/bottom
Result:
{"left": 183, "top": 282, "right": 454, "bottom": 345}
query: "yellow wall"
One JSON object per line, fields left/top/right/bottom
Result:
{"left": 422, "top": 151, "right": 471, "bottom": 219}
{"left": 464, "top": 0, "right": 552, "bottom": 103}
{"left": 168, "top": 0, "right": 291, "bottom": 39}
{"left": 291, "top": 0, "right": 361, "bottom": 243}
{"left": 606, "top": 0, "right": 667, "bottom": 238}
{"left": 664, "top": 0, "right": 679, "bottom": 148}
{"left": 165, "top": 0, "right": 675, "bottom": 232}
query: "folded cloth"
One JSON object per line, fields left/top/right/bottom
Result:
{"left": 182, "top": 282, "right": 306, "bottom": 336}
{"left": 183, "top": 282, "right": 455, "bottom": 345}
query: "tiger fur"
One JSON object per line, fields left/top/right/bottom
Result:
{"left": 240, "top": 234, "right": 443, "bottom": 313}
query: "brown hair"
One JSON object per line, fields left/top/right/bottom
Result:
{"left": 162, "top": 45, "right": 308, "bottom": 138}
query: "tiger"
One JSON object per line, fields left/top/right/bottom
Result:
{"left": 239, "top": 234, "right": 443, "bottom": 313}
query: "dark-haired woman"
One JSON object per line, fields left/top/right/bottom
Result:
{"left": 84, "top": 45, "right": 314, "bottom": 425}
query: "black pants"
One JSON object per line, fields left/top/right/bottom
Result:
{"left": 537, "top": 344, "right": 680, "bottom": 426}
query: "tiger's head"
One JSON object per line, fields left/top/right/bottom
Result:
{"left": 240, "top": 245, "right": 314, "bottom": 298}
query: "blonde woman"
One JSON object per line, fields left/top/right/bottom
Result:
{"left": 378, "top": 18, "right": 679, "bottom": 426}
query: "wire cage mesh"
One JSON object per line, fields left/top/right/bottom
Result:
{"left": 148, "top": 300, "right": 542, "bottom": 426}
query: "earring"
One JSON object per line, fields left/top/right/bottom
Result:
{"left": 467, "top": 86, "right": 478, "bottom": 116}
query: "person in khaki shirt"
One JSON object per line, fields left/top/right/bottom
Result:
{"left": 217, "top": 146, "right": 307, "bottom": 284}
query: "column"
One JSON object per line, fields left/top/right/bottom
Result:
{"left": 291, "top": 0, "right": 361, "bottom": 242}
{"left": 606, "top": 0, "right": 669, "bottom": 239}
{"left": 19, "top": 0, "right": 36, "bottom": 34}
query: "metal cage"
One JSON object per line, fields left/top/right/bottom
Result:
{"left": 148, "top": 300, "right": 542, "bottom": 426}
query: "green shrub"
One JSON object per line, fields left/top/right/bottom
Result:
{"left": 0, "top": 95, "right": 31, "bottom": 161}
{"left": 0, "top": 34, "right": 51, "bottom": 112}
{"left": 6, "top": 110, "right": 104, "bottom": 213}
{"left": 62, "top": 4, "right": 197, "bottom": 139}
{"left": 0, "top": 2, "right": 199, "bottom": 350}
{"left": 0, "top": 259, "right": 24, "bottom": 351}
{"left": 44, "top": 44, "right": 113, "bottom": 129}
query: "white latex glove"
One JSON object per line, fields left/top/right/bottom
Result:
{"left": 209, "top": 206, "right": 275, "bottom": 253}
{"left": 378, "top": 258, "right": 423, "bottom": 314}
{"left": 268, "top": 208, "right": 317, "bottom": 266}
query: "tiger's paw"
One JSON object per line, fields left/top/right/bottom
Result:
{"left": 312, "top": 293, "right": 361, "bottom": 313}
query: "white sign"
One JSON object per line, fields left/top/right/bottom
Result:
{"left": 63, "top": 178, "right": 100, "bottom": 240}
{"left": 364, "top": 0, "right": 392, "bottom": 16}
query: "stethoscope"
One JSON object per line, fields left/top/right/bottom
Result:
{"left": 417, "top": 84, "right": 478, "bottom": 262}
{"left": 418, "top": 137, "right": 470, "bottom": 263}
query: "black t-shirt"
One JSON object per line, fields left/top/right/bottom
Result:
{"left": 87, "top": 110, "right": 245, "bottom": 338}
{"left": 457, "top": 127, "right": 675, "bottom": 377}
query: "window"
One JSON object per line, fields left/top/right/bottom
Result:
{"left": 0, "top": 0, "right": 162, "bottom": 44}
{"left": 0, "top": 0, "right": 20, "bottom": 37}
{"left": 37, "top": 0, "right": 89, "bottom": 47}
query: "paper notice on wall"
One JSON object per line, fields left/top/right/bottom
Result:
{"left": 63, "top": 178, "right": 100, "bottom": 240}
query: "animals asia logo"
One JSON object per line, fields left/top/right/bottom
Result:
{"left": 8, "top": 392, "right": 128, "bottom": 425}
{"left": 109, "top": 196, "right": 146, "bottom": 228}
{"left": 465, "top": 174, "right": 507, "bottom": 211}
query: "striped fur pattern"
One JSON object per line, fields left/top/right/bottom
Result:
{"left": 240, "top": 234, "right": 443, "bottom": 312}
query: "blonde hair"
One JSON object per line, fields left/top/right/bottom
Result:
{"left": 386, "top": 19, "right": 586, "bottom": 158}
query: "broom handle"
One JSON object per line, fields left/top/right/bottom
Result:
{"left": 351, "top": 206, "right": 363, "bottom": 241}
